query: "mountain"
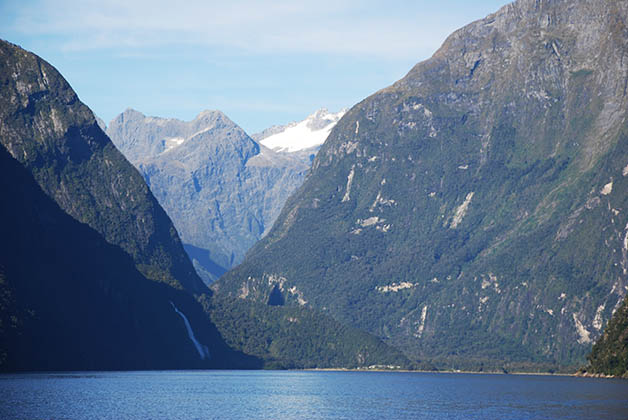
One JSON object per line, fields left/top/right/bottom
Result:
{"left": 106, "top": 109, "right": 315, "bottom": 283}
{"left": 0, "top": 39, "right": 254, "bottom": 370}
{"left": 217, "top": 0, "right": 628, "bottom": 371}
{"left": 0, "top": 43, "right": 205, "bottom": 294}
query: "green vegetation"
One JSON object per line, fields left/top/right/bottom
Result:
{"left": 206, "top": 295, "right": 414, "bottom": 369}
{"left": 586, "top": 296, "right": 628, "bottom": 378}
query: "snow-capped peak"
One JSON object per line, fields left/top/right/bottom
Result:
{"left": 259, "top": 108, "right": 346, "bottom": 153}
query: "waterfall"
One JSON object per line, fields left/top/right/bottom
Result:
{"left": 170, "top": 302, "right": 210, "bottom": 360}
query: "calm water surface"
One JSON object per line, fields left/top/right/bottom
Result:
{"left": 1, "top": 370, "right": 627, "bottom": 419}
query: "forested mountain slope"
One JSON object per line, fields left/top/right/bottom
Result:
{"left": 217, "top": 0, "right": 628, "bottom": 370}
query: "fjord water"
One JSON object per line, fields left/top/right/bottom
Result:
{"left": 1, "top": 371, "right": 627, "bottom": 419}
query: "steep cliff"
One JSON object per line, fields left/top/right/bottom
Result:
{"left": 0, "top": 41, "right": 205, "bottom": 294}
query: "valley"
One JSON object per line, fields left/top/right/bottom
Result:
{"left": 1, "top": 0, "right": 627, "bottom": 378}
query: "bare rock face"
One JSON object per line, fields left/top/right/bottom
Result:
{"left": 218, "top": 0, "right": 628, "bottom": 370}
{"left": 107, "top": 110, "right": 309, "bottom": 284}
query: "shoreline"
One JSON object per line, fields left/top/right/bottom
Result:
{"left": 302, "top": 367, "right": 616, "bottom": 378}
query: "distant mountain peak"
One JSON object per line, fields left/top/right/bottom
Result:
{"left": 108, "top": 108, "right": 249, "bottom": 162}
{"left": 255, "top": 108, "right": 346, "bottom": 153}
{"left": 196, "top": 109, "right": 224, "bottom": 119}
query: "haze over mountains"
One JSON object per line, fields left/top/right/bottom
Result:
{"left": 106, "top": 108, "right": 344, "bottom": 284}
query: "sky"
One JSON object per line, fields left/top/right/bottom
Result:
{"left": 0, "top": 0, "right": 510, "bottom": 134}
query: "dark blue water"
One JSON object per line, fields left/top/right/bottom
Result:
{"left": 1, "top": 370, "right": 627, "bottom": 419}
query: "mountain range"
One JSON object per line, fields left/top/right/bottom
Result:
{"left": 106, "top": 108, "right": 343, "bottom": 284}
{"left": 2, "top": 0, "right": 628, "bottom": 376}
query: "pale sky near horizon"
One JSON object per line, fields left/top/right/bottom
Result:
{"left": 0, "top": 0, "right": 510, "bottom": 134}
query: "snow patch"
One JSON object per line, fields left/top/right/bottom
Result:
{"left": 370, "top": 191, "right": 396, "bottom": 212}
{"left": 163, "top": 137, "right": 185, "bottom": 152}
{"left": 355, "top": 120, "right": 360, "bottom": 134}
{"left": 260, "top": 109, "right": 345, "bottom": 153}
{"left": 623, "top": 164, "right": 628, "bottom": 176}
{"left": 376, "top": 224, "right": 391, "bottom": 233}
{"left": 450, "top": 192, "right": 474, "bottom": 228}
{"left": 458, "top": 164, "right": 469, "bottom": 170}
{"left": 288, "top": 286, "right": 307, "bottom": 306}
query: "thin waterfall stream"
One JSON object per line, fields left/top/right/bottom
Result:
{"left": 170, "top": 302, "right": 210, "bottom": 360}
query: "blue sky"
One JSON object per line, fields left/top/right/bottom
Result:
{"left": 0, "top": 0, "right": 509, "bottom": 134}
